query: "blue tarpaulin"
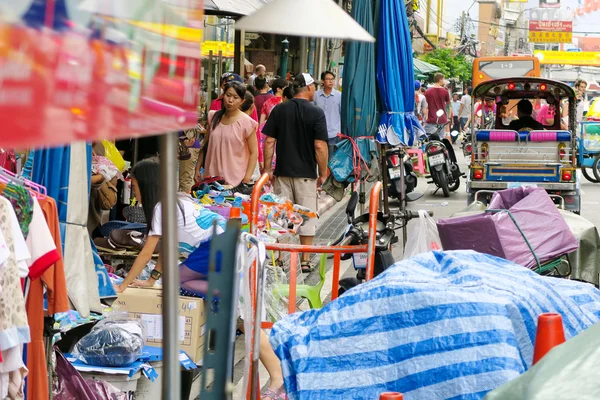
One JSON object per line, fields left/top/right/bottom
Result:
{"left": 341, "top": 0, "right": 377, "bottom": 138}
{"left": 376, "top": 0, "right": 424, "bottom": 145}
{"left": 270, "top": 251, "right": 600, "bottom": 399}
{"left": 26, "top": 143, "right": 105, "bottom": 315}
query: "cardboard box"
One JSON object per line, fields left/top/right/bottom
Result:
{"left": 114, "top": 287, "right": 206, "bottom": 364}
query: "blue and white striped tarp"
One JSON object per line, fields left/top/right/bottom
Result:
{"left": 270, "top": 251, "right": 600, "bottom": 400}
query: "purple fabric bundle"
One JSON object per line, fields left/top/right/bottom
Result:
{"left": 437, "top": 187, "right": 579, "bottom": 269}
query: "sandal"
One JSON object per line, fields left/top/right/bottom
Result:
{"left": 301, "top": 262, "right": 315, "bottom": 273}
{"left": 262, "top": 387, "right": 287, "bottom": 400}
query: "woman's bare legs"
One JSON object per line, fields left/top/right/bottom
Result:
{"left": 238, "top": 324, "right": 285, "bottom": 394}
{"left": 259, "top": 330, "right": 284, "bottom": 390}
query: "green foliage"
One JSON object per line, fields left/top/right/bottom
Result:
{"left": 419, "top": 48, "right": 472, "bottom": 83}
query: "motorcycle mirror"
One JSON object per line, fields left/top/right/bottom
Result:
{"left": 436, "top": 109, "right": 444, "bottom": 117}
{"left": 346, "top": 191, "right": 359, "bottom": 218}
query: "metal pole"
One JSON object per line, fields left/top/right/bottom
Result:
{"left": 381, "top": 144, "right": 390, "bottom": 215}
{"left": 207, "top": 50, "right": 214, "bottom": 105}
{"left": 437, "top": 0, "right": 442, "bottom": 39}
{"left": 400, "top": 148, "right": 408, "bottom": 247}
{"left": 426, "top": 0, "right": 432, "bottom": 34}
{"left": 160, "top": 132, "right": 181, "bottom": 400}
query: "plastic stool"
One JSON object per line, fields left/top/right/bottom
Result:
{"left": 407, "top": 148, "right": 426, "bottom": 175}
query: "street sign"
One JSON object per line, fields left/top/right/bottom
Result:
{"left": 529, "top": 31, "right": 573, "bottom": 43}
{"left": 528, "top": 20, "right": 573, "bottom": 44}
{"left": 245, "top": 33, "right": 260, "bottom": 40}
{"left": 534, "top": 50, "right": 600, "bottom": 66}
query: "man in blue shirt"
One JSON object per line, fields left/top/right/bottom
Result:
{"left": 314, "top": 71, "right": 342, "bottom": 158}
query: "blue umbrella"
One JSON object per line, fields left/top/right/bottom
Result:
{"left": 341, "top": 0, "right": 377, "bottom": 138}
{"left": 376, "top": 0, "right": 424, "bottom": 146}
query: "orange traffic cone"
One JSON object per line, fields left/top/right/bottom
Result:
{"left": 380, "top": 393, "right": 403, "bottom": 400}
{"left": 532, "top": 313, "right": 565, "bottom": 365}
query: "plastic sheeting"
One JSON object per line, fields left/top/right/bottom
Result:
{"left": 270, "top": 251, "right": 600, "bottom": 400}
{"left": 53, "top": 349, "right": 128, "bottom": 400}
{"left": 485, "top": 321, "right": 600, "bottom": 400}
{"left": 437, "top": 188, "right": 579, "bottom": 269}
{"left": 450, "top": 200, "right": 600, "bottom": 287}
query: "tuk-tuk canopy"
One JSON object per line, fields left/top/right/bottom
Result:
{"left": 473, "top": 77, "right": 575, "bottom": 100}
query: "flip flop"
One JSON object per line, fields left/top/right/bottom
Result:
{"left": 261, "top": 387, "right": 287, "bottom": 400}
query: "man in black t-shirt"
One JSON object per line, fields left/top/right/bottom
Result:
{"left": 508, "top": 100, "right": 545, "bottom": 132}
{"left": 263, "top": 73, "right": 329, "bottom": 272}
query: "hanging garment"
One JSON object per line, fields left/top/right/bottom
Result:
{"left": 0, "top": 346, "right": 28, "bottom": 400}
{"left": 24, "top": 199, "right": 60, "bottom": 280}
{"left": 0, "top": 196, "right": 31, "bottom": 351}
{"left": 26, "top": 196, "right": 69, "bottom": 400}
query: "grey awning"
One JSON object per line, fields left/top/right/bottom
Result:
{"left": 204, "top": 0, "right": 270, "bottom": 17}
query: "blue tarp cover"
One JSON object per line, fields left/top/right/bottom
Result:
{"left": 271, "top": 251, "right": 600, "bottom": 400}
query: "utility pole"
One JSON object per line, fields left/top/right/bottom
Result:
{"left": 459, "top": 11, "right": 466, "bottom": 44}
{"left": 426, "top": 0, "right": 432, "bottom": 34}
{"left": 436, "top": 0, "right": 442, "bottom": 39}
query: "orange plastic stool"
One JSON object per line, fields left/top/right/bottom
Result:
{"left": 380, "top": 393, "right": 403, "bottom": 399}
{"left": 406, "top": 148, "right": 426, "bottom": 175}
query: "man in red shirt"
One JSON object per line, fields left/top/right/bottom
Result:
{"left": 423, "top": 73, "right": 450, "bottom": 137}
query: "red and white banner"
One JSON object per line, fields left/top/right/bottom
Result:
{"left": 529, "top": 20, "right": 573, "bottom": 32}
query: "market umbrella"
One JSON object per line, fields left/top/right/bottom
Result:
{"left": 341, "top": 0, "right": 377, "bottom": 138}
{"left": 235, "top": 0, "right": 375, "bottom": 42}
{"left": 376, "top": 0, "right": 424, "bottom": 145}
{"left": 28, "top": 143, "right": 101, "bottom": 317}
{"left": 413, "top": 57, "right": 440, "bottom": 76}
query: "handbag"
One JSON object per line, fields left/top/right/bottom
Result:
{"left": 97, "top": 179, "right": 118, "bottom": 210}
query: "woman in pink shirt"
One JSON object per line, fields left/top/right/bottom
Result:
{"left": 196, "top": 82, "right": 258, "bottom": 191}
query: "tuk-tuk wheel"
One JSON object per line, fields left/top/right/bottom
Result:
{"left": 582, "top": 167, "right": 600, "bottom": 183}
{"left": 592, "top": 156, "right": 600, "bottom": 182}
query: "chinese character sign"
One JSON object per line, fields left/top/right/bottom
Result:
{"left": 528, "top": 10, "right": 573, "bottom": 44}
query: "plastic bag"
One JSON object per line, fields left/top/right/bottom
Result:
{"left": 101, "top": 140, "right": 126, "bottom": 172}
{"left": 404, "top": 210, "right": 442, "bottom": 258}
{"left": 53, "top": 349, "right": 128, "bottom": 400}
{"left": 72, "top": 313, "right": 145, "bottom": 367}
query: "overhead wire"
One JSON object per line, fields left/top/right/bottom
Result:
{"left": 416, "top": 0, "right": 454, "bottom": 31}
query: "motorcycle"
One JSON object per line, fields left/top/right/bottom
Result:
{"left": 385, "top": 147, "right": 421, "bottom": 203}
{"left": 424, "top": 110, "right": 463, "bottom": 197}
{"left": 335, "top": 192, "right": 428, "bottom": 295}
{"left": 461, "top": 127, "right": 472, "bottom": 158}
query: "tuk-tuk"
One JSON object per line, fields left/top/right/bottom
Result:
{"left": 467, "top": 77, "right": 580, "bottom": 214}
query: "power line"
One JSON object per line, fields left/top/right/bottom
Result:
{"left": 417, "top": 0, "right": 453, "bottom": 30}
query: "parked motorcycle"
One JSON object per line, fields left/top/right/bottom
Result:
{"left": 462, "top": 127, "right": 472, "bottom": 158}
{"left": 385, "top": 147, "right": 420, "bottom": 202}
{"left": 335, "top": 192, "right": 428, "bottom": 295}
{"left": 422, "top": 110, "right": 463, "bottom": 197}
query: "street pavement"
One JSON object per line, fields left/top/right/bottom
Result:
{"left": 219, "top": 142, "right": 600, "bottom": 400}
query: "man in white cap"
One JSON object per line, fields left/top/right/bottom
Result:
{"left": 262, "top": 73, "right": 329, "bottom": 273}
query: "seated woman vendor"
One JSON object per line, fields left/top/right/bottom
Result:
{"left": 114, "top": 158, "right": 286, "bottom": 400}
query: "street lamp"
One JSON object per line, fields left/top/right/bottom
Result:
{"left": 279, "top": 38, "right": 290, "bottom": 78}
